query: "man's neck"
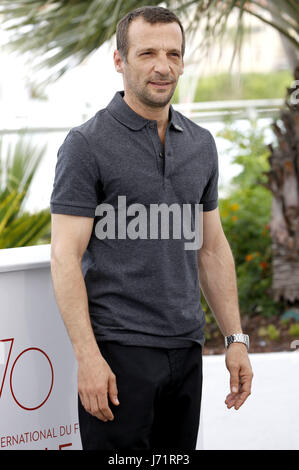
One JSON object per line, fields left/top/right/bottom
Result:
{"left": 122, "top": 90, "right": 170, "bottom": 131}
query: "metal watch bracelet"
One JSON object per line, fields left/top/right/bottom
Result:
{"left": 224, "top": 333, "right": 250, "bottom": 351}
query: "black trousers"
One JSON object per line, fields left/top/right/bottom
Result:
{"left": 78, "top": 341, "right": 203, "bottom": 450}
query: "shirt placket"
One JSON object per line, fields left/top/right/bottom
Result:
{"left": 146, "top": 121, "right": 173, "bottom": 190}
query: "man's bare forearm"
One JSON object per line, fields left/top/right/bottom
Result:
{"left": 50, "top": 255, "right": 102, "bottom": 361}
{"left": 51, "top": 254, "right": 119, "bottom": 421}
{"left": 198, "top": 235, "right": 243, "bottom": 336}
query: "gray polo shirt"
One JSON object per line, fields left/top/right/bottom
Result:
{"left": 50, "top": 90, "right": 219, "bottom": 348}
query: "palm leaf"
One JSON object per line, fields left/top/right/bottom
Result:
{"left": 0, "top": 0, "right": 298, "bottom": 85}
{"left": 0, "top": 209, "right": 51, "bottom": 248}
{"left": 0, "top": 190, "right": 24, "bottom": 233}
{"left": 0, "top": 136, "right": 51, "bottom": 248}
{"left": 0, "top": 135, "right": 46, "bottom": 216}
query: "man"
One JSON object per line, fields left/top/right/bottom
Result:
{"left": 50, "top": 6, "right": 253, "bottom": 451}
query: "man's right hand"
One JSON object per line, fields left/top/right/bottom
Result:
{"left": 78, "top": 353, "right": 120, "bottom": 422}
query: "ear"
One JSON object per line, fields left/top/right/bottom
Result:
{"left": 113, "top": 49, "right": 124, "bottom": 74}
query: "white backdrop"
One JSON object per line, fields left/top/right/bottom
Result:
{"left": 0, "top": 245, "right": 82, "bottom": 450}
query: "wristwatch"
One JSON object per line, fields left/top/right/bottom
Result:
{"left": 224, "top": 333, "right": 250, "bottom": 351}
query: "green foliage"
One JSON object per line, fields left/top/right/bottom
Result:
{"left": 258, "top": 324, "right": 280, "bottom": 339}
{"left": 288, "top": 324, "right": 299, "bottom": 337}
{"left": 267, "top": 324, "right": 280, "bottom": 340}
{"left": 202, "top": 118, "right": 283, "bottom": 330}
{"left": 178, "top": 71, "right": 293, "bottom": 103}
{"left": 258, "top": 326, "right": 268, "bottom": 336}
{"left": 1, "top": 1, "right": 298, "bottom": 85}
{"left": 0, "top": 136, "right": 51, "bottom": 248}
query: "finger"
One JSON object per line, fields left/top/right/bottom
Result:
{"left": 240, "top": 374, "right": 252, "bottom": 396}
{"left": 234, "top": 391, "right": 251, "bottom": 410}
{"left": 79, "top": 391, "right": 91, "bottom": 415}
{"left": 225, "top": 392, "right": 238, "bottom": 404}
{"left": 97, "top": 393, "right": 114, "bottom": 421}
{"left": 225, "top": 386, "right": 245, "bottom": 405}
{"left": 240, "top": 372, "right": 253, "bottom": 394}
{"left": 225, "top": 395, "right": 238, "bottom": 408}
{"left": 89, "top": 394, "right": 108, "bottom": 421}
{"left": 108, "top": 373, "right": 120, "bottom": 406}
{"left": 225, "top": 392, "right": 235, "bottom": 402}
{"left": 229, "top": 365, "right": 240, "bottom": 394}
{"left": 226, "top": 401, "right": 235, "bottom": 409}
{"left": 93, "top": 408, "right": 110, "bottom": 422}
{"left": 225, "top": 390, "right": 239, "bottom": 400}
{"left": 226, "top": 393, "right": 245, "bottom": 409}
{"left": 234, "top": 377, "right": 252, "bottom": 408}
{"left": 89, "top": 394, "right": 98, "bottom": 415}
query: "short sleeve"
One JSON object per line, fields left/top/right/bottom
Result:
{"left": 50, "top": 129, "right": 101, "bottom": 218}
{"left": 200, "top": 131, "right": 219, "bottom": 211}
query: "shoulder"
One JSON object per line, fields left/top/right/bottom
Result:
{"left": 173, "top": 109, "right": 217, "bottom": 163}
{"left": 173, "top": 108, "right": 215, "bottom": 145}
{"left": 69, "top": 108, "right": 107, "bottom": 141}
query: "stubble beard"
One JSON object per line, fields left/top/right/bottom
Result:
{"left": 126, "top": 75, "right": 177, "bottom": 109}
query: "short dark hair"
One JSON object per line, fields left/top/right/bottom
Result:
{"left": 116, "top": 6, "right": 185, "bottom": 62}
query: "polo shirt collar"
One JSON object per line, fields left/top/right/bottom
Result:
{"left": 106, "top": 90, "right": 183, "bottom": 132}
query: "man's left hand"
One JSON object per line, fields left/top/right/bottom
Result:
{"left": 225, "top": 342, "right": 253, "bottom": 410}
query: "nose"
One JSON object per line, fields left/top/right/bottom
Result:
{"left": 153, "top": 52, "right": 171, "bottom": 76}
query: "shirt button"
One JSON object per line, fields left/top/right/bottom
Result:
{"left": 149, "top": 123, "right": 154, "bottom": 128}
{"left": 159, "top": 152, "right": 164, "bottom": 158}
